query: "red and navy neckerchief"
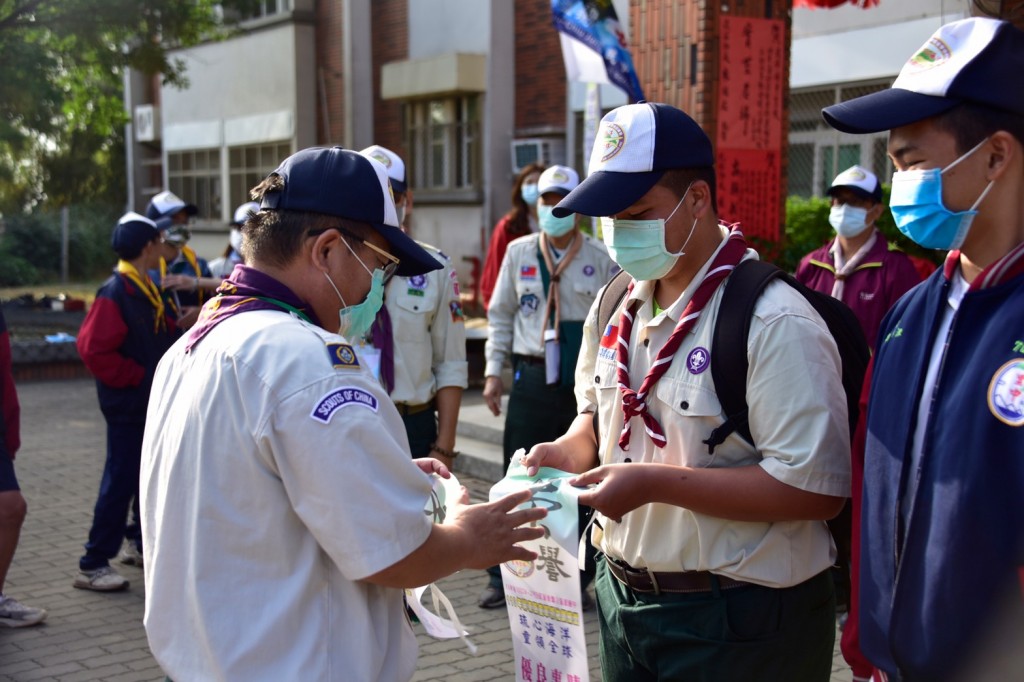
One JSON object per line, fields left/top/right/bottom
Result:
{"left": 943, "top": 240, "right": 1024, "bottom": 291}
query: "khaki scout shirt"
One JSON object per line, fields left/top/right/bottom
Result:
{"left": 485, "top": 232, "right": 616, "bottom": 378}
{"left": 575, "top": 229, "right": 851, "bottom": 588}
{"left": 385, "top": 243, "right": 468, "bottom": 405}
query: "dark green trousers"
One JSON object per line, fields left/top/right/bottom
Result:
{"left": 595, "top": 558, "right": 836, "bottom": 681}
{"left": 400, "top": 408, "right": 437, "bottom": 458}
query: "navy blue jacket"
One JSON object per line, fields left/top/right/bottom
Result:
{"left": 862, "top": 266, "right": 1024, "bottom": 680}
{"left": 77, "top": 272, "right": 180, "bottom": 423}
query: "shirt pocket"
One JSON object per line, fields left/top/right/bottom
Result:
{"left": 392, "top": 284, "right": 438, "bottom": 341}
{"left": 654, "top": 375, "right": 729, "bottom": 468}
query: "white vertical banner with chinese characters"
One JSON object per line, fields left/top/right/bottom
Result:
{"left": 490, "top": 457, "right": 590, "bottom": 682}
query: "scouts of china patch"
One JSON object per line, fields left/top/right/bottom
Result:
{"left": 988, "top": 359, "right": 1024, "bottom": 426}
{"left": 327, "top": 343, "right": 360, "bottom": 370}
{"left": 310, "top": 387, "right": 379, "bottom": 423}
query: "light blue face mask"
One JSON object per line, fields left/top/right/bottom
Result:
{"left": 889, "top": 137, "right": 994, "bottom": 251}
{"left": 599, "top": 186, "right": 695, "bottom": 281}
{"left": 521, "top": 183, "right": 540, "bottom": 206}
{"left": 324, "top": 240, "right": 386, "bottom": 341}
{"left": 537, "top": 204, "right": 576, "bottom": 237}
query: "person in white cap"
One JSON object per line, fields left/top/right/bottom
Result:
{"left": 208, "top": 201, "right": 257, "bottom": 279}
{"left": 795, "top": 165, "right": 921, "bottom": 348}
{"left": 522, "top": 104, "right": 851, "bottom": 680}
{"left": 480, "top": 164, "right": 616, "bottom": 609}
{"left": 822, "top": 17, "right": 1024, "bottom": 681}
{"left": 357, "top": 145, "right": 468, "bottom": 470}
{"left": 145, "top": 190, "right": 213, "bottom": 329}
{"left": 140, "top": 147, "right": 545, "bottom": 682}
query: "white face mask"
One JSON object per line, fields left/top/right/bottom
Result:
{"left": 829, "top": 204, "right": 871, "bottom": 239}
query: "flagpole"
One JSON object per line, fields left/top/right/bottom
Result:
{"left": 583, "top": 82, "right": 601, "bottom": 237}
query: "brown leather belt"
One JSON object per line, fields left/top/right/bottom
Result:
{"left": 606, "top": 557, "right": 748, "bottom": 594}
{"left": 394, "top": 399, "right": 435, "bottom": 416}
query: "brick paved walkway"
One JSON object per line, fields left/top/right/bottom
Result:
{"left": 0, "top": 379, "right": 852, "bottom": 681}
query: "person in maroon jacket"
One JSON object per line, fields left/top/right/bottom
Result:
{"left": 0, "top": 307, "right": 47, "bottom": 627}
{"left": 74, "top": 212, "right": 180, "bottom": 592}
{"left": 795, "top": 166, "right": 923, "bottom": 345}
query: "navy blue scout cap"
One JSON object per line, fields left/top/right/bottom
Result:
{"left": 823, "top": 18, "right": 1024, "bottom": 134}
{"left": 111, "top": 212, "right": 159, "bottom": 258}
{"left": 259, "top": 147, "right": 441, "bottom": 277}
{"left": 553, "top": 103, "right": 715, "bottom": 218}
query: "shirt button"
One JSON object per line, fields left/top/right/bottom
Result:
{"left": 643, "top": 338, "right": 650, "bottom": 347}
{"left": 595, "top": 375, "right": 601, "bottom": 384}
{"left": 623, "top": 457, "right": 632, "bottom": 463}
{"left": 680, "top": 400, "right": 689, "bottom": 410}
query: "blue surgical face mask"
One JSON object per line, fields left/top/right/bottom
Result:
{"left": 521, "top": 183, "right": 540, "bottom": 206}
{"left": 599, "top": 186, "right": 695, "bottom": 281}
{"left": 537, "top": 204, "right": 575, "bottom": 237}
{"left": 324, "top": 240, "right": 386, "bottom": 340}
{"left": 889, "top": 137, "right": 995, "bottom": 250}
{"left": 829, "top": 204, "right": 871, "bottom": 239}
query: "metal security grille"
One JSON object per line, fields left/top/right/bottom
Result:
{"left": 788, "top": 81, "right": 894, "bottom": 198}
{"left": 228, "top": 142, "right": 292, "bottom": 213}
{"left": 404, "top": 96, "right": 481, "bottom": 193}
{"left": 168, "top": 149, "right": 222, "bottom": 221}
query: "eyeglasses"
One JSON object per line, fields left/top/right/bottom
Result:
{"left": 312, "top": 225, "right": 400, "bottom": 280}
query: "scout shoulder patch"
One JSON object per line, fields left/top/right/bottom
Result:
{"left": 988, "top": 359, "right": 1024, "bottom": 427}
{"left": 327, "top": 343, "right": 360, "bottom": 369}
{"left": 310, "top": 386, "right": 379, "bottom": 423}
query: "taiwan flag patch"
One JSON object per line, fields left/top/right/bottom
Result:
{"left": 520, "top": 265, "right": 538, "bottom": 281}
{"left": 598, "top": 324, "right": 618, "bottom": 361}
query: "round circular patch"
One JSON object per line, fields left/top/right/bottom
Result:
{"left": 600, "top": 123, "right": 626, "bottom": 163}
{"left": 338, "top": 346, "right": 356, "bottom": 365}
{"left": 906, "top": 37, "right": 952, "bottom": 73}
{"left": 686, "top": 346, "right": 710, "bottom": 375}
{"left": 987, "top": 359, "right": 1024, "bottom": 427}
{"left": 503, "top": 559, "right": 535, "bottom": 578}
{"left": 582, "top": 264, "right": 595, "bottom": 277}
{"left": 371, "top": 151, "right": 393, "bottom": 168}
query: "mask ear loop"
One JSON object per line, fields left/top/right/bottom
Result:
{"left": 664, "top": 183, "right": 698, "bottom": 258}
{"left": 940, "top": 136, "right": 996, "bottom": 212}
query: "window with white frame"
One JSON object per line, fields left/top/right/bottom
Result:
{"left": 787, "top": 81, "right": 894, "bottom": 198}
{"left": 405, "top": 96, "right": 481, "bottom": 197}
{"left": 168, "top": 149, "right": 222, "bottom": 221}
{"left": 229, "top": 142, "right": 292, "bottom": 212}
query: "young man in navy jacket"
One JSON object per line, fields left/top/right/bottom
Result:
{"left": 824, "top": 17, "right": 1024, "bottom": 681}
{"left": 74, "top": 213, "right": 180, "bottom": 591}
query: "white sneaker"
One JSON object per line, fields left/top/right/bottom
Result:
{"left": 0, "top": 595, "right": 47, "bottom": 628}
{"left": 73, "top": 566, "right": 129, "bottom": 592}
{"left": 117, "top": 540, "right": 144, "bottom": 567}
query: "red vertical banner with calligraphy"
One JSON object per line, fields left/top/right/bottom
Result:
{"left": 716, "top": 16, "right": 786, "bottom": 242}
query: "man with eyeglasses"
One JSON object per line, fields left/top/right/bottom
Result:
{"left": 139, "top": 147, "right": 546, "bottom": 681}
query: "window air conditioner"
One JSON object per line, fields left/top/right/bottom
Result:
{"left": 511, "top": 138, "right": 566, "bottom": 174}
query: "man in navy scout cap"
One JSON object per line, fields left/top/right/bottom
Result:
{"left": 523, "top": 103, "right": 851, "bottom": 680}
{"left": 140, "top": 147, "right": 546, "bottom": 681}
{"left": 823, "top": 17, "right": 1024, "bottom": 681}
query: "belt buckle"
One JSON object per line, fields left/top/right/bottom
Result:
{"left": 646, "top": 569, "right": 661, "bottom": 596}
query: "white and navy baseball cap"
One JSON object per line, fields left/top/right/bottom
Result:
{"left": 145, "top": 190, "right": 198, "bottom": 222}
{"left": 259, "top": 146, "right": 440, "bottom": 277}
{"left": 827, "top": 165, "right": 882, "bottom": 203}
{"left": 111, "top": 212, "right": 159, "bottom": 258}
{"left": 231, "top": 201, "right": 260, "bottom": 226}
{"left": 553, "top": 103, "right": 714, "bottom": 218}
{"left": 359, "top": 145, "right": 407, "bottom": 195}
{"left": 538, "top": 165, "right": 580, "bottom": 197}
{"left": 823, "top": 18, "right": 1024, "bottom": 134}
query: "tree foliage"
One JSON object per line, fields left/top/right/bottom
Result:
{"left": 0, "top": 0, "right": 259, "bottom": 213}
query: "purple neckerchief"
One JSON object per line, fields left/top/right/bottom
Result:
{"left": 370, "top": 305, "right": 395, "bottom": 393}
{"left": 185, "top": 265, "right": 322, "bottom": 353}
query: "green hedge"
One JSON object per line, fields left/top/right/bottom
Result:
{"left": 0, "top": 204, "right": 121, "bottom": 286}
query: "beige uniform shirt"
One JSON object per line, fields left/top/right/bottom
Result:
{"left": 576, "top": 229, "right": 851, "bottom": 588}
{"left": 385, "top": 244, "right": 468, "bottom": 405}
{"left": 486, "top": 232, "right": 616, "bottom": 377}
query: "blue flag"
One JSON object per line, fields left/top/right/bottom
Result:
{"left": 551, "top": 0, "right": 645, "bottom": 102}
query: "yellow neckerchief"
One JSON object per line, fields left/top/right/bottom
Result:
{"left": 181, "top": 245, "right": 205, "bottom": 305}
{"left": 116, "top": 260, "right": 167, "bottom": 333}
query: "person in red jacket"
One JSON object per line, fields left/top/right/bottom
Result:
{"left": 795, "top": 166, "right": 923, "bottom": 346}
{"left": 479, "top": 162, "right": 545, "bottom": 309}
{"left": 0, "top": 308, "right": 47, "bottom": 627}
{"left": 74, "top": 212, "right": 180, "bottom": 592}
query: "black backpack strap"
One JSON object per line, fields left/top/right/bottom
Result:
{"left": 704, "top": 260, "right": 783, "bottom": 454}
{"left": 591, "top": 269, "right": 631, "bottom": 444}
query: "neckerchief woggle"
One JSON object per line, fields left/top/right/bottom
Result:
{"left": 185, "top": 265, "right": 321, "bottom": 353}
{"left": 116, "top": 260, "right": 168, "bottom": 333}
{"left": 490, "top": 453, "right": 592, "bottom": 682}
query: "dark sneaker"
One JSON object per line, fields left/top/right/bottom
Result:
{"left": 477, "top": 586, "right": 506, "bottom": 609}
